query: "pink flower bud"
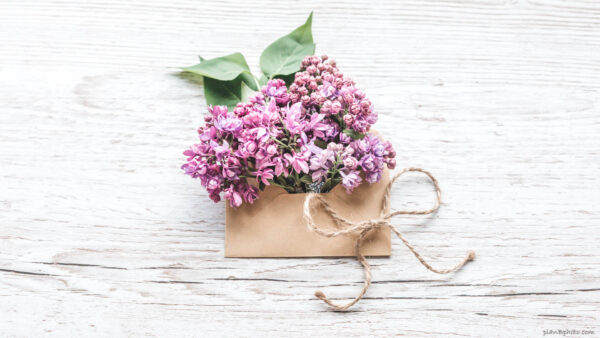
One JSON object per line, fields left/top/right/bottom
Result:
{"left": 334, "top": 78, "right": 343, "bottom": 89}
{"left": 207, "top": 179, "right": 219, "bottom": 190}
{"left": 387, "top": 158, "right": 396, "bottom": 170}
{"left": 317, "top": 94, "right": 327, "bottom": 104}
{"left": 360, "top": 99, "right": 371, "bottom": 111}
{"left": 343, "top": 156, "right": 358, "bottom": 169}
{"left": 245, "top": 141, "right": 257, "bottom": 153}
{"left": 343, "top": 93, "right": 354, "bottom": 104}
{"left": 266, "top": 143, "right": 277, "bottom": 155}
{"left": 343, "top": 114, "right": 354, "bottom": 125}
{"left": 331, "top": 101, "right": 342, "bottom": 114}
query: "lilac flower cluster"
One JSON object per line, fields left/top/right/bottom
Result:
{"left": 182, "top": 55, "right": 396, "bottom": 207}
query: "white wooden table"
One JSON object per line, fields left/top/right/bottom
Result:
{"left": 1, "top": 1, "right": 599, "bottom": 336}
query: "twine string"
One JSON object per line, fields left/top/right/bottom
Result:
{"left": 303, "top": 167, "right": 476, "bottom": 311}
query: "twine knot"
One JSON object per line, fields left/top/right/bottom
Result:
{"left": 303, "top": 167, "right": 476, "bottom": 311}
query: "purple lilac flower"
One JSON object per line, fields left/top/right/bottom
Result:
{"left": 213, "top": 115, "right": 243, "bottom": 133}
{"left": 340, "top": 170, "right": 362, "bottom": 193}
{"left": 284, "top": 150, "right": 310, "bottom": 174}
{"left": 253, "top": 167, "right": 274, "bottom": 185}
{"left": 182, "top": 55, "right": 396, "bottom": 207}
{"left": 309, "top": 146, "right": 336, "bottom": 182}
{"left": 262, "top": 78, "right": 289, "bottom": 105}
{"left": 284, "top": 102, "right": 304, "bottom": 135}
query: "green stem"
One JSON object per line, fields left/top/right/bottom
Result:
{"left": 267, "top": 180, "right": 286, "bottom": 188}
{"left": 328, "top": 155, "right": 342, "bottom": 180}
{"left": 268, "top": 179, "right": 295, "bottom": 193}
{"left": 271, "top": 137, "right": 291, "bottom": 149}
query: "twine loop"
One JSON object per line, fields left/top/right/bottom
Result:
{"left": 303, "top": 167, "right": 476, "bottom": 311}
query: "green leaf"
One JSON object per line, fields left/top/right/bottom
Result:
{"left": 259, "top": 181, "right": 266, "bottom": 191}
{"left": 276, "top": 176, "right": 287, "bottom": 186}
{"left": 342, "top": 129, "right": 366, "bottom": 140}
{"left": 240, "top": 81, "right": 254, "bottom": 102}
{"left": 260, "top": 12, "right": 315, "bottom": 79}
{"left": 203, "top": 75, "right": 245, "bottom": 109}
{"left": 184, "top": 53, "right": 258, "bottom": 91}
{"left": 239, "top": 72, "right": 259, "bottom": 91}
{"left": 259, "top": 74, "right": 269, "bottom": 86}
{"left": 299, "top": 175, "right": 313, "bottom": 184}
{"left": 184, "top": 52, "right": 249, "bottom": 81}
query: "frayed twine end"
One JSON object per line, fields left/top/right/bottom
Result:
{"left": 467, "top": 251, "right": 476, "bottom": 261}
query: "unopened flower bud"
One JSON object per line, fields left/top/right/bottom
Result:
{"left": 331, "top": 101, "right": 342, "bottom": 114}
{"left": 360, "top": 99, "right": 371, "bottom": 111}
{"left": 343, "top": 114, "right": 354, "bottom": 125}
{"left": 266, "top": 143, "right": 277, "bottom": 155}
{"left": 334, "top": 78, "right": 343, "bottom": 89}
{"left": 387, "top": 158, "right": 396, "bottom": 169}
{"left": 343, "top": 156, "right": 358, "bottom": 169}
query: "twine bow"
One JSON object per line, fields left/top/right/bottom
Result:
{"left": 303, "top": 167, "right": 476, "bottom": 311}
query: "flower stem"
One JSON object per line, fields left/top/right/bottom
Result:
{"left": 271, "top": 137, "right": 291, "bottom": 149}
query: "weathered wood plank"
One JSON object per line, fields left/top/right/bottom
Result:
{"left": 0, "top": 0, "right": 599, "bottom": 336}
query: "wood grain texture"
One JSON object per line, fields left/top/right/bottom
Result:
{"left": 0, "top": 0, "right": 599, "bottom": 336}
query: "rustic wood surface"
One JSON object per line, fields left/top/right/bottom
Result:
{"left": 1, "top": 0, "right": 599, "bottom": 336}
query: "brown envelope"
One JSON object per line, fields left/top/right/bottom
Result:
{"left": 225, "top": 169, "right": 391, "bottom": 258}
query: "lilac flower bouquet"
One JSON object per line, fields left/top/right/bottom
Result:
{"left": 181, "top": 14, "right": 396, "bottom": 208}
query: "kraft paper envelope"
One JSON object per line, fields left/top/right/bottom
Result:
{"left": 225, "top": 169, "right": 391, "bottom": 258}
